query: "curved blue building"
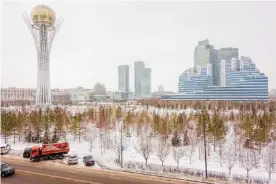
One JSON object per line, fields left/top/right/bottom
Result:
{"left": 162, "top": 57, "right": 268, "bottom": 101}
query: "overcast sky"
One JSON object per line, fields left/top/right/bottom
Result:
{"left": 1, "top": 0, "right": 276, "bottom": 92}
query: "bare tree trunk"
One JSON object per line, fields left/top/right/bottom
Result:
{"left": 213, "top": 136, "right": 216, "bottom": 152}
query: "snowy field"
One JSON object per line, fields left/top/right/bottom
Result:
{"left": 1, "top": 129, "right": 275, "bottom": 184}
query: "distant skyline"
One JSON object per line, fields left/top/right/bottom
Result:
{"left": 1, "top": 0, "right": 276, "bottom": 92}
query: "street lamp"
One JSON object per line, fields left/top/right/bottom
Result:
{"left": 13, "top": 128, "right": 16, "bottom": 145}
{"left": 203, "top": 117, "right": 208, "bottom": 178}
{"left": 202, "top": 100, "right": 208, "bottom": 179}
{"left": 120, "top": 118, "right": 123, "bottom": 168}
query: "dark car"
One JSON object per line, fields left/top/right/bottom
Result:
{"left": 23, "top": 148, "right": 32, "bottom": 158}
{"left": 83, "top": 155, "right": 95, "bottom": 166}
{"left": 1, "top": 162, "right": 15, "bottom": 177}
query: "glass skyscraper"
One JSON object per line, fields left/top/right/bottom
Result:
{"left": 194, "top": 39, "right": 218, "bottom": 86}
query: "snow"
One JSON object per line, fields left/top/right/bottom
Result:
{"left": 2, "top": 131, "right": 274, "bottom": 183}
{"left": 1, "top": 105, "right": 275, "bottom": 183}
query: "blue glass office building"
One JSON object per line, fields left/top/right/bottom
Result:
{"left": 162, "top": 59, "right": 268, "bottom": 101}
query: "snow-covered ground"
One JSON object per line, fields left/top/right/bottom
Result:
{"left": 1, "top": 129, "right": 274, "bottom": 184}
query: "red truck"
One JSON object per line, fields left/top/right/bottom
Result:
{"left": 30, "top": 142, "right": 70, "bottom": 162}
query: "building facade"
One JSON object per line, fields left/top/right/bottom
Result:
{"left": 178, "top": 68, "right": 212, "bottom": 93}
{"left": 194, "top": 39, "right": 218, "bottom": 86}
{"left": 220, "top": 60, "right": 232, "bottom": 87}
{"left": 165, "top": 56, "right": 268, "bottom": 101}
{"left": 64, "top": 87, "right": 92, "bottom": 102}
{"left": 134, "top": 61, "right": 145, "bottom": 97}
{"left": 108, "top": 91, "right": 134, "bottom": 101}
{"left": 1, "top": 88, "right": 36, "bottom": 102}
{"left": 51, "top": 90, "right": 71, "bottom": 104}
{"left": 118, "top": 65, "right": 129, "bottom": 92}
{"left": 218, "top": 47, "right": 239, "bottom": 62}
{"left": 216, "top": 47, "right": 239, "bottom": 86}
{"left": 142, "top": 68, "right": 152, "bottom": 97}
{"left": 134, "top": 61, "right": 152, "bottom": 98}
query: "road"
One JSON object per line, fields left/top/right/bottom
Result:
{"left": 1, "top": 157, "right": 197, "bottom": 184}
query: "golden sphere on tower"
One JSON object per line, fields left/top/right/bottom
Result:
{"left": 31, "top": 5, "right": 56, "bottom": 26}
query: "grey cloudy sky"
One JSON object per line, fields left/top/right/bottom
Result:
{"left": 1, "top": 0, "right": 276, "bottom": 92}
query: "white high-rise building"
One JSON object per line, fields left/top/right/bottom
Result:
{"left": 220, "top": 60, "right": 232, "bottom": 87}
{"left": 118, "top": 65, "right": 129, "bottom": 92}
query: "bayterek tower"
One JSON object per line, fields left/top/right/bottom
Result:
{"left": 23, "top": 4, "right": 62, "bottom": 106}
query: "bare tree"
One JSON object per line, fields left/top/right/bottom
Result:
{"left": 223, "top": 125, "right": 237, "bottom": 177}
{"left": 87, "top": 124, "right": 96, "bottom": 152}
{"left": 186, "top": 129, "right": 197, "bottom": 164}
{"left": 173, "top": 146, "right": 186, "bottom": 169}
{"left": 263, "top": 143, "right": 276, "bottom": 181}
{"left": 239, "top": 148, "right": 258, "bottom": 179}
{"left": 110, "top": 134, "right": 121, "bottom": 164}
{"left": 135, "top": 135, "right": 154, "bottom": 167}
{"left": 224, "top": 145, "right": 236, "bottom": 177}
{"left": 155, "top": 137, "right": 171, "bottom": 167}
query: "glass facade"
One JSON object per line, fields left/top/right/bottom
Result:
{"left": 164, "top": 57, "right": 268, "bottom": 101}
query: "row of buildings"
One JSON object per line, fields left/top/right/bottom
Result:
{"left": 161, "top": 39, "right": 270, "bottom": 101}
{"left": 1, "top": 61, "right": 158, "bottom": 105}
{"left": 1, "top": 84, "right": 135, "bottom": 105}
{"left": 118, "top": 61, "right": 152, "bottom": 98}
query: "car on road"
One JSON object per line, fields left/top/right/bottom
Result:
{"left": 1, "top": 162, "right": 15, "bottom": 177}
{"left": 1, "top": 144, "right": 11, "bottom": 154}
{"left": 83, "top": 155, "right": 95, "bottom": 166}
{"left": 23, "top": 148, "right": 32, "bottom": 158}
{"left": 67, "top": 154, "right": 78, "bottom": 165}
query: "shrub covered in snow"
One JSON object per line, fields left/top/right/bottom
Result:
{"left": 122, "top": 160, "right": 269, "bottom": 183}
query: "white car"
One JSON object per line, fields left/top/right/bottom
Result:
{"left": 67, "top": 154, "right": 78, "bottom": 165}
{"left": 1, "top": 144, "right": 11, "bottom": 154}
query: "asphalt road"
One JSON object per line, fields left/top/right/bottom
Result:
{"left": 1, "top": 157, "right": 197, "bottom": 184}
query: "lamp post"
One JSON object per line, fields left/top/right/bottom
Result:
{"left": 120, "top": 119, "right": 123, "bottom": 168}
{"left": 203, "top": 115, "right": 208, "bottom": 178}
{"left": 202, "top": 100, "right": 208, "bottom": 179}
{"left": 13, "top": 128, "right": 16, "bottom": 145}
{"left": 4, "top": 110, "right": 7, "bottom": 144}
